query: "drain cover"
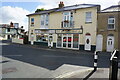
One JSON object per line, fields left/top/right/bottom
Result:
{"left": 0, "top": 60, "right": 10, "bottom": 63}
{"left": 2, "top": 67, "right": 17, "bottom": 74}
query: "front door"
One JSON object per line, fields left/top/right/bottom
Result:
{"left": 107, "top": 36, "right": 114, "bottom": 52}
{"left": 96, "top": 35, "right": 103, "bottom": 51}
{"left": 63, "top": 34, "right": 67, "bottom": 48}
{"left": 62, "top": 34, "right": 72, "bottom": 48}
{"left": 8, "top": 35, "right": 10, "bottom": 39}
{"left": 85, "top": 35, "right": 91, "bottom": 50}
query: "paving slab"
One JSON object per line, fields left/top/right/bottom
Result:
{"left": 1, "top": 57, "right": 92, "bottom": 78}
{"left": 2, "top": 57, "right": 50, "bottom": 78}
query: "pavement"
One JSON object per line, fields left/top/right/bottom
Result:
{"left": 1, "top": 56, "right": 93, "bottom": 78}
{"left": 2, "top": 56, "right": 120, "bottom": 79}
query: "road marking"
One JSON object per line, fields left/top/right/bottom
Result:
{"left": 3, "top": 55, "right": 22, "bottom": 57}
{"left": 0, "top": 43, "right": 10, "bottom": 45}
{"left": 43, "top": 55, "right": 67, "bottom": 58}
{"left": 42, "top": 55, "right": 83, "bottom": 59}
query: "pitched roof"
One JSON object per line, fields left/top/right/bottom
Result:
{"left": 26, "top": 8, "right": 58, "bottom": 16}
{"left": 102, "top": 5, "right": 120, "bottom": 12}
{"left": 55, "top": 4, "right": 100, "bottom": 12}
{"left": 27, "top": 4, "right": 100, "bottom": 16}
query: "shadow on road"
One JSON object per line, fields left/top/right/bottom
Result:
{"left": 2, "top": 41, "right": 111, "bottom": 70}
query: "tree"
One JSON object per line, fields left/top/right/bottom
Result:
{"left": 35, "top": 8, "right": 46, "bottom": 13}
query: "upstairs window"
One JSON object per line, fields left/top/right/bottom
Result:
{"left": 41, "top": 15, "right": 45, "bottom": 26}
{"left": 85, "top": 12, "right": 92, "bottom": 23}
{"left": 62, "top": 12, "right": 74, "bottom": 28}
{"left": 31, "top": 18, "right": 34, "bottom": 26}
{"left": 108, "top": 17, "right": 115, "bottom": 30}
{"left": 40, "top": 14, "right": 49, "bottom": 26}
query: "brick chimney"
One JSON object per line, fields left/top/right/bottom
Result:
{"left": 10, "top": 22, "right": 14, "bottom": 27}
{"left": 59, "top": 1, "right": 64, "bottom": 8}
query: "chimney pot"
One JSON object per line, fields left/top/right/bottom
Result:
{"left": 59, "top": 1, "right": 64, "bottom": 8}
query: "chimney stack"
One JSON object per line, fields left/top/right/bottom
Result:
{"left": 10, "top": 22, "right": 14, "bottom": 27}
{"left": 59, "top": 1, "right": 64, "bottom": 8}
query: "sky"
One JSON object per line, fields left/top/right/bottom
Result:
{"left": 0, "top": 0, "right": 120, "bottom": 31}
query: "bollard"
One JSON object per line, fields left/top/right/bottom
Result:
{"left": 109, "top": 58, "right": 118, "bottom": 80}
{"left": 109, "top": 50, "right": 119, "bottom": 80}
{"left": 94, "top": 51, "right": 98, "bottom": 71}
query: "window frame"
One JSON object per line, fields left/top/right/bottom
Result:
{"left": 40, "top": 14, "right": 49, "bottom": 27}
{"left": 63, "top": 11, "right": 74, "bottom": 28}
{"left": 85, "top": 12, "right": 92, "bottom": 23}
{"left": 108, "top": 17, "right": 115, "bottom": 30}
{"left": 31, "top": 18, "right": 34, "bottom": 26}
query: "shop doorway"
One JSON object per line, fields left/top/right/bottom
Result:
{"left": 57, "top": 34, "right": 79, "bottom": 49}
{"left": 48, "top": 35, "right": 53, "bottom": 48}
{"left": 8, "top": 35, "right": 10, "bottom": 39}
{"left": 62, "top": 34, "right": 72, "bottom": 48}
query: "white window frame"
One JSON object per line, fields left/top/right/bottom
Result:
{"left": 85, "top": 12, "right": 92, "bottom": 23}
{"left": 63, "top": 11, "right": 74, "bottom": 28}
{"left": 108, "top": 17, "right": 115, "bottom": 30}
{"left": 40, "top": 14, "right": 49, "bottom": 28}
{"left": 40, "top": 15, "right": 45, "bottom": 26}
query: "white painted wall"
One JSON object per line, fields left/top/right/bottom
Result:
{"left": 12, "top": 38, "right": 23, "bottom": 44}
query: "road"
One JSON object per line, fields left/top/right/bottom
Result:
{"left": 1, "top": 40, "right": 111, "bottom": 71}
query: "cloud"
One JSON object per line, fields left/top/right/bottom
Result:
{"left": 36, "top": 0, "right": 119, "bottom": 10}
{"left": 36, "top": 0, "right": 85, "bottom": 9}
{"left": 0, "top": 6, "right": 30, "bottom": 31}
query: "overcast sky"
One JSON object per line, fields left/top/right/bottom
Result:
{"left": 0, "top": 0, "right": 120, "bottom": 31}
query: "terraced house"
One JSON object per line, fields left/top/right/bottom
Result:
{"left": 96, "top": 5, "right": 120, "bottom": 52}
{"left": 27, "top": 2, "right": 100, "bottom": 51}
{"left": 0, "top": 22, "right": 25, "bottom": 40}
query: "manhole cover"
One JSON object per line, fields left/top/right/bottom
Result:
{"left": 0, "top": 60, "right": 10, "bottom": 63}
{"left": 2, "top": 67, "right": 17, "bottom": 74}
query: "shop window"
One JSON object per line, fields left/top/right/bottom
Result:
{"left": 36, "top": 34, "right": 48, "bottom": 42}
{"left": 73, "top": 34, "right": 79, "bottom": 48}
